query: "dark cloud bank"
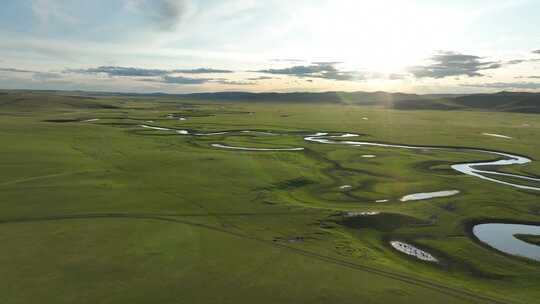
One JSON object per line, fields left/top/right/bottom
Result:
{"left": 462, "top": 82, "right": 540, "bottom": 90}
{"left": 0, "top": 67, "right": 34, "bottom": 73}
{"left": 68, "top": 66, "right": 233, "bottom": 77}
{"left": 406, "top": 51, "right": 540, "bottom": 79}
{"left": 128, "top": 0, "right": 189, "bottom": 31}
{"left": 67, "top": 66, "right": 241, "bottom": 85}
{"left": 5, "top": 49, "right": 539, "bottom": 88}
{"left": 255, "top": 62, "right": 362, "bottom": 81}
{"left": 407, "top": 52, "right": 502, "bottom": 78}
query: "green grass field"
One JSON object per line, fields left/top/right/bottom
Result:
{"left": 1, "top": 91, "right": 539, "bottom": 303}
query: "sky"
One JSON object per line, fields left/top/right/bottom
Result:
{"left": 1, "top": 0, "right": 540, "bottom": 94}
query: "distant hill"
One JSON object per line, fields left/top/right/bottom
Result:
{"left": 389, "top": 91, "right": 540, "bottom": 113}
{"left": 446, "top": 91, "right": 540, "bottom": 113}
{"left": 1, "top": 89, "right": 540, "bottom": 113}
{"left": 177, "top": 91, "right": 441, "bottom": 105}
{"left": 0, "top": 91, "right": 118, "bottom": 110}
{"left": 177, "top": 91, "right": 540, "bottom": 113}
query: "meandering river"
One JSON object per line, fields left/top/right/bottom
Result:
{"left": 304, "top": 132, "right": 540, "bottom": 192}
{"left": 124, "top": 123, "right": 540, "bottom": 260}
{"left": 139, "top": 125, "right": 540, "bottom": 192}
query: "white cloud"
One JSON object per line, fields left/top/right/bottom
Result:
{"left": 30, "top": 0, "right": 80, "bottom": 26}
{"left": 123, "top": 0, "right": 191, "bottom": 31}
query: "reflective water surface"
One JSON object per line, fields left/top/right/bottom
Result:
{"left": 473, "top": 223, "right": 540, "bottom": 261}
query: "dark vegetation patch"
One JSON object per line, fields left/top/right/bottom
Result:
{"left": 175, "top": 103, "right": 197, "bottom": 108}
{"left": 513, "top": 234, "right": 540, "bottom": 246}
{"left": 43, "top": 119, "right": 83, "bottom": 123}
{"left": 392, "top": 99, "right": 461, "bottom": 110}
{"left": 65, "top": 95, "right": 98, "bottom": 100}
{"left": 0, "top": 98, "right": 26, "bottom": 107}
{"left": 411, "top": 160, "right": 458, "bottom": 176}
{"left": 339, "top": 180, "right": 379, "bottom": 201}
{"left": 441, "top": 202, "right": 457, "bottom": 212}
{"left": 65, "top": 102, "right": 119, "bottom": 109}
{"left": 165, "top": 108, "right": 253, "bottom": 119}
{"left": 130, "top": 130, "right": 178, "bottom": 137}
{"left": 271, "top": 177, "right": 316, "bottom": 190}
{"left": 337, "top": 213, "right": 430, "bottom": 232}
{"left": 102, "top": 122, "right": 138, "bottom": 127}
{"left": 530, "top": 206, "right": 540, "bottom": 216}
{"left": 167, "top": 111, "right": 215, "bottom": 118}
{"left": 273, "top": 236, "right": 308, "bottom": 243}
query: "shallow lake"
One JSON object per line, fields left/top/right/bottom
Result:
{"left": 473, "top": 223, "right": 540, "bottom": 261}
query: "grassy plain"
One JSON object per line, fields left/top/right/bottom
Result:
{"left": 0, "top": 91, "right": 539, "bottom": 303}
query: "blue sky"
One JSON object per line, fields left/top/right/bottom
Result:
{"left": 1, "top": 0, "right": 539, "bottom": 93}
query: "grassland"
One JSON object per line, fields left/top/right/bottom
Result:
{"left": 0, "top": 91, "right": 539, "bottom": 303}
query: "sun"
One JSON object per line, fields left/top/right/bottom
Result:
{"left": 285, "top": 0, "right": 461, "bottom": 73}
